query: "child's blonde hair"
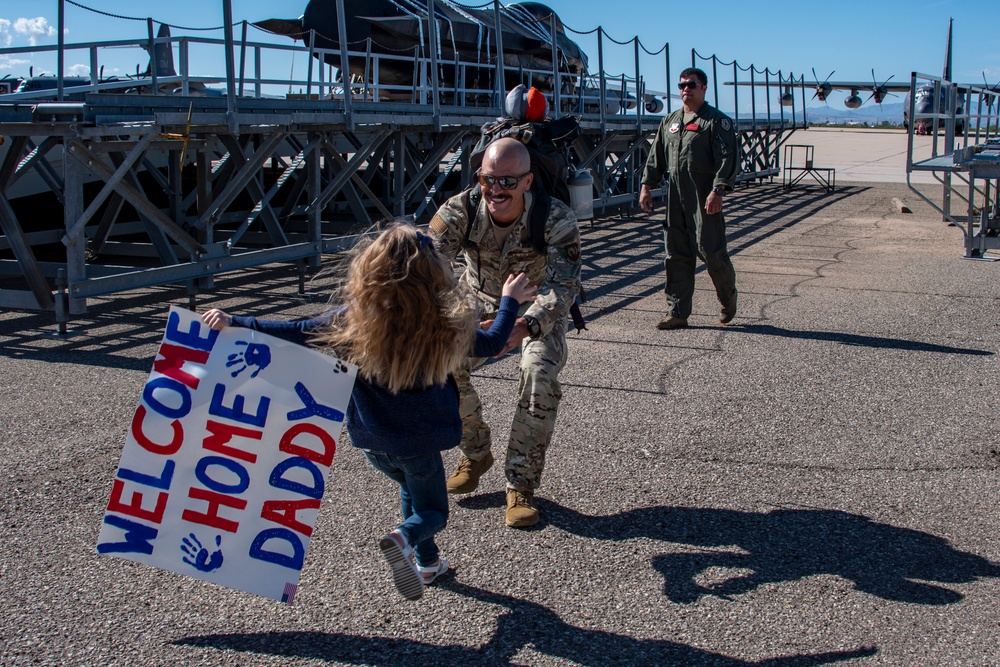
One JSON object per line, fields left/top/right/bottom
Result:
{"left": 312, "top": 223, "right": 478, "bottom": 394}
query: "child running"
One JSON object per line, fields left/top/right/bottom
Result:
{"left": 202, "top": 223, "right": 536, "bottom": 601}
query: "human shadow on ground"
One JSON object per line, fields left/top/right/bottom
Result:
{"left": 540, "top": 502, "right": 1000, "bottom": 605}
{"left": 731, "top": 323, "right": 993, "bottom": 356}
{"left": 174, "top": 580, "right": 876, "bottom": 666}
{"left": 578, "top": 185, "right": 864, "bottom": 324}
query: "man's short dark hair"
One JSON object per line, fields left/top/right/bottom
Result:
{"left": 679, "top": 67, "right": 708, "bottom": 86}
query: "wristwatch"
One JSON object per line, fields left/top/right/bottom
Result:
{"left": 712, "top": 186, "right": 728, "bottom": 196}
{"left": 523, "top": 315, "right": 542, "bottom": 339}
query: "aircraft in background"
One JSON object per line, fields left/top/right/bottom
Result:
{"left": 0, "top": 24, "right": 223, "bottom": 101}
{"left": 255, "top": 0, "right": 665, "bottom": 113}
{"left": 729, "top": 19, "right": 997, "bottom": 134}
{"left": 0, "top": 75, "right": 24, "bottom": 95}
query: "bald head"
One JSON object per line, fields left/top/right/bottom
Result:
{"left": 483, "top": 137, "right": 531, "bottom": 175}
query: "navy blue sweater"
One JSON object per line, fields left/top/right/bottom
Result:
{"left": 229, "top": 295, "right": 519, "bottom": 455}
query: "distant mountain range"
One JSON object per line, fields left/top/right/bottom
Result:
{"left": 730, "top": 103, "right": 906, "bottom": 126}
{"left": 802, "top": 102, "right": 906, "bottom": 126}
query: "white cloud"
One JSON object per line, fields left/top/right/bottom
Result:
{"left": 0, "top": 56, "right": 32, "bottom": 73}
{"left": 0, "top": 19, "right": 13, "bottom": 47}
{"left": 68, "top": 63, "right": 90, "bottom": 76}
{"left": 13, "top": 17, "right": 57, "bottom": 46}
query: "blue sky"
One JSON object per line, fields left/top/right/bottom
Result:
{"left": 1, "top": 0, "right": 996, "bottom": 107}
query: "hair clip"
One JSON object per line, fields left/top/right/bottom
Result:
{"left": 415, "top": 231, "right": 434, "bottom": 249}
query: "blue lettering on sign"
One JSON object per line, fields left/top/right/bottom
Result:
{"left": 117, "top": 459, "right": 175, "bottom": 491}
{"left": 286, "top": 382, "right": 344, "bottom": 423}
{"left": 97, "top": 514, "right": 159, "bottom": 555}
{"left": 248, "top": 528, "right": 304, "bottom": 570}
{"left": 195, "top": 456, "right": 251, "bottom": 495}
{"left": 165, "top": 310, "right": 219, "bottom": 352}
{"left": 269, "top": 456, "right": 324, "bottom": 499}
{"left": 143, "top": 377, "right": 193, "bottom": 420}
{"left": 209, "top": 383, "right": 270, "bottom": 427}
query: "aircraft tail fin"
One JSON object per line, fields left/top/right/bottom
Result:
{"left": 142, "top": 23, "right": 176, "bottom": 79}
{"left": 943, "top": 18, "right": 953, "bottom": 82}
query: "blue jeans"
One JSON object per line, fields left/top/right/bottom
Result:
{"left": 362, "top": 450, "right": 449, "bottom": 567}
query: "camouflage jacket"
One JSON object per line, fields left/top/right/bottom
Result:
{"left": 429, "top": 190, "right": 582, "bottom": 335}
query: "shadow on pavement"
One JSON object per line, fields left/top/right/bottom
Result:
{"left": 174, "top": 580, "right": 877, "bottom": 666}
{"left": 540, "top": 502, "right": 1000, "bottom": 605}
{"left": 579, "top": 185, "right": 865, "bottom": 324}
{"left": 731, "top": 323, "right": 993, "bottom": 356}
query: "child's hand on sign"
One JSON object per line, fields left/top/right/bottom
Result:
{"left": 202, "top": 308, "right": 233, "bottom": 330}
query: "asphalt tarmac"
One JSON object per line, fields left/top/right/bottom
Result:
{"left": 2, "top": 130, "right": 998, "bottom": 666}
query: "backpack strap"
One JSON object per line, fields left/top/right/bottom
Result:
{"left": 461, "top": 185, "right": 482, "bottom": 253}
{"left": 526, "top": 188, "right": 586, "bottom": 331}
{"left": 528, "top": 186, "right": 551, "bottom": 255}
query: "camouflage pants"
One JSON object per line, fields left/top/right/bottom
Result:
{"left": 453, "top": 316, "right": 568, "bottom": 494}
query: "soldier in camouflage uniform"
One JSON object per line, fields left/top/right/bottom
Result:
{"left": 640, "top": 67, "right": 739, "bottom": 330}
{"left": 429, "top": 137, "right": 581, "bottom": 528}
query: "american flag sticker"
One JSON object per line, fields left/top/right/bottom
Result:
{"left": 281, "top": 582, "right": 298, "bottom": 604}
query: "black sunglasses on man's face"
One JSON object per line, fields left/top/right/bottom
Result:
{"left": 477, "top": 171, "right": 530, "bottom": 190}
{"left": 677, "top": 80, "right": 701, "bottom": 90}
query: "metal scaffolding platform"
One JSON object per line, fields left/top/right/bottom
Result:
{"left": 905, "top": 72, "right": 1000, "bottom": 259}
{"left": 0, "top": 3, "right": 809, "bottom": 320}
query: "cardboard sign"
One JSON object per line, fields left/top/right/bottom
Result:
{"left": 97, "top": 306, "right": 356, "bottom": 604}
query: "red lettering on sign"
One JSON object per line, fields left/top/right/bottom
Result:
{"left": 130, "top": 405, "right": 183, "bottom": 456}
{"left": 153, "top": 343, "right": 209, "bottom": 390}
{"left": 202, "top": 420, "right": 262, "bottom": 464}
{"left": 278, "top": 423, "right": 336, "bottom": 467}
{"left": 182, "top": 487, "right": 247, "bottom": 533}
{"left": 261, "top": 498, "right": 320, "bottom": 537}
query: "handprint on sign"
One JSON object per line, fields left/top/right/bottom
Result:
{"left": 180, "top": 533, "right": 224, "bottom": 572}
{"left": 226, "top": 341, "right": 271, "bottom": 378}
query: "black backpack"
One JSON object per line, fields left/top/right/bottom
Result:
{"left": 468, "top": 115, "right": 581, "bottom": 207}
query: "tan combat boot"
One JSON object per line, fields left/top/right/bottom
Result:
{"left": 446, "top": 452, "right": 494, "bottom": 494}
{"left": 505, "top": 489, "right": 539, "bottom": 528}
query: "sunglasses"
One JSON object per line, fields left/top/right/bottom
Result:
{"left": 477, "top": 171, "right": 530, "bottom": 190}
{"left": 677, "top": 80, "right": 702, "bottom": 90}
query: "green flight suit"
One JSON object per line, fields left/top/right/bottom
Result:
{"left": 642, "top": 102, "right": 739, "bottom": 318}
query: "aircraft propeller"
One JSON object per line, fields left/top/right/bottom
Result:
{"left": 982, "top": 72, "right": 999, "bottom": 112}
{"left": 811, "top": 68, "right": 834, "bottom": 104}
{"left": 867, "top": 69, "right": 897, "bottom": 107}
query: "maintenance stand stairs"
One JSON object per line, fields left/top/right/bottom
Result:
{"left": 782, "top": 144, "right": 836, "bottom": 192}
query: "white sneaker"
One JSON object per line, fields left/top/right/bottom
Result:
{"left": 419, "top": 557, "right": 450, "bottom": 585}
{"left": 378, "top": 530, "right": 423, "bottom": 600}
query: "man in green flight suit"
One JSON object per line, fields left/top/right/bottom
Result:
{"left": 639, "top": 67, "right": 739, "bottom": 330}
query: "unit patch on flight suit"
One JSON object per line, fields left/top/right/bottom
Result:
{"left": 721, "top": 117, "right": 731, "bottom": 131}
{"left": 669, "top": 122, "right": 681, "bottom": 133}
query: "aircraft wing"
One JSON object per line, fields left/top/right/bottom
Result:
{"left": 726, "top": 80, "right": 910, "bottom": 92}
{"left": 254, "top": 18, "right": 307, "bottom": 40}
